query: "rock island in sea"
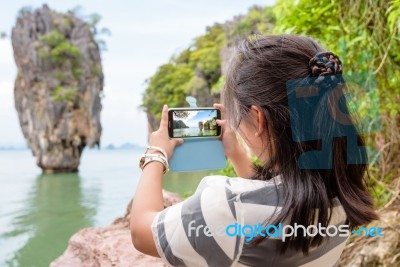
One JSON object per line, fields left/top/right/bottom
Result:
{"left": 12, "top": 4, "right": 103, "bottom": 173}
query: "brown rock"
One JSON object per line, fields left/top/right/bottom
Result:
{"left": 11, "top": 5, "right": 103, "bottom": 173}
{"left": 51, "top": 190, "right": 182, "bottom": 267}
{"left": 339, "top": 200, "right": 400, "bottom": 267}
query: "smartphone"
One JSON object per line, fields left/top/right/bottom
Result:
{"left": 168, "top": 108, "right": 222, "bottom": 138}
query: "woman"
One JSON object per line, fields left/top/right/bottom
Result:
{"left": 130, "top": 35, "right": 378, "bottom": 267}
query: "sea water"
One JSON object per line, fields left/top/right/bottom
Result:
{"left": 0, "top": 149, "right": 208, "bottom": 267}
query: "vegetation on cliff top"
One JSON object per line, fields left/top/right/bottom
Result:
{"left": 142, "top": 6, "right": 275, "bottom": 121}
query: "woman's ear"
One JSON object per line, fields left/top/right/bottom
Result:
{"left": 250, "top": 105, "right": 265, "bottom": 137}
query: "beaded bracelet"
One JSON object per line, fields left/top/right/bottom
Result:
{"left": 139, "top": 153, "right": 169, "bottom": 174}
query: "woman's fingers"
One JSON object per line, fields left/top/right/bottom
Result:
{"left": 159, "top": 104, "right": 169, "bottom": 130}
{"left": 213, "top": 103, "right": 224, "bottom": 110}
{"left": 216, "top": 119, "right": 226, "bottom": 127}
{"left": 174, "top": 138, "right": 184, "bottom": 146}
{"left": 213, "top": 103, "right": 225, "bottom": 117}
{"left": 216, "top": 119, "right": 226, "bottom": 141}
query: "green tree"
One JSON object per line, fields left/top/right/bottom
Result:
{"left": 70, "top": 6, "right": 111, "bottom": 51}
{"left": 143, "top": 63, "right": 194, "bottom": 120}
{"left": 173, "top": 111, "right": 190, "bottom": 119}
{"left": 274, "top": 0, "right": 400, "bottom": 114}
{"left": 274, "top": 0, "right": 400, "bottom": 206}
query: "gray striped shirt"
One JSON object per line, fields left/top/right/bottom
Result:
{"left": 151, "top": 175, "right": 348, "bottom": 267}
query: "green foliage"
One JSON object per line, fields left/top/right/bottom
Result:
{"left": 227, "top": 6, "right": 276, "bottom": 40}
{"left": 87, "top": 13, "right": 111, "bottom": 51}
{"left": 274, "top": 0, "right": 400, "bottom": 113}
{"left": 188, "top": 24, "right": 226, "bottom": 85}
{"left": 213, "top": 156, "right": 260, "bottom": 177}
{"left": 144, "top": 2, "right": 400, "bottom": 203}
{"left": 203, "top": 117, "right": 217, "bottom": 130}
{"left": 213, "top": 160, "right": 237, "bottom": 177}
{"left": 173, "top": 110, "right": 190, "bottom": 119}
{"left": 38, "top": 29, "right": 83, "bottom": 80}
{"left": 0, "top": 32, "right": 7, "bottom": 39}
{"left": 72, "top": 66, "right": 84, "bottom": 79}
{"left": 143, "top": 6, "right": 276, "bottom": 178}
{"left": 91, "top": 64, "right": 102, "bottom": 76}
{"left": 53, "top": 71, "right": 66, "bottom": 81}
{"left": 51, "top": 86, "right": 77, "bottom": 102}
{"left": 50, "top": 41, "right": 81, "bottom": 63}
{"left": 70, "top": 6, "right": 111, "bottom": 51}
{"left": 143, "top": 63, "right": 194, "bottom": 120}
{"left": 142, "top": 6, "right": 275, "bottom": 122}
{"left": 274, "top": 0, "right": 400, "bottom": 206}
{"left": 211, "top": 76, "right": 225, "bottom": 94}
{"left": 388, "top": 0, "right": 400, "bottom": 34}
{"left": 38, "top": 30, "right": 81, "bottom": 66}
{"left": 39, "top": 30, "right": 65, "bottom": 47}
{"left": 182, "top": 190, "right": 195, "bottom": 199}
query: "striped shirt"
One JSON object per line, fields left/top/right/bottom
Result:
{"left": 151, "top": 175, "right": 348, "bottom": 267}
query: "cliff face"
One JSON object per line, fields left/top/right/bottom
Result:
{"left": 173, "top": 120, "right": 189, "bottom": 129}
{"left": 11, "top": 5, "right": 103, "bottom": 172}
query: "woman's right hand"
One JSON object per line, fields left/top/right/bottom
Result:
{"left": 213, "top": 103, "right": 241, "bottom": 158}
{"left": 214, "top": 103, "right": 254, "bottom": 178}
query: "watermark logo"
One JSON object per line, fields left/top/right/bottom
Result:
{"left": 351, "top": 226, "right": 384, "bottom": 237}
{"left": 188, "top": 220, "right": 384, "bottom": 242}
{"left": 286, "top": 72, "right": 381, "bottom": 169}
{"left": 225, "top": 222, "right": 350, "bottom": 242}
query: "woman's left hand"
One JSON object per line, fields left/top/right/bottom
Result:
{"left": 148, "top": 104, "right": 184, "bottom": 159}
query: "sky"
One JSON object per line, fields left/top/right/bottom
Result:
{"left": 175, "top": 110, "right": 217, "bottom": 127}
{"left": 0, "top": 0, "right": 275, "bottom": 147}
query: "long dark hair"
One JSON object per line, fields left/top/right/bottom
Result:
{"left": 222, "top": 34, "right": 378, "bottom": 254}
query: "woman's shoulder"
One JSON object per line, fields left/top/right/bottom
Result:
{"left": 196, "top": 174, "right": 283, "bottom": 196}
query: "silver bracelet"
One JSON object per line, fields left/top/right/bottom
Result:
{"left": 146, "top": 146, "right": 168, "bottom": 160}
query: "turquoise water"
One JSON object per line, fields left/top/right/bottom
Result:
{"left": 0, "top": 149, "right": 208, "bottom": 267}
{"left": 173, "top": 127, "right": 217, "bottom": 137}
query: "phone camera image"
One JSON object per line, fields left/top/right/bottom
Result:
{"left": 171, "top": 109, "right": 220, "bottom": 138}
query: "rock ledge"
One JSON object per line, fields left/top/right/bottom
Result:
{"left": 51, "top": 190, "right": 181, "bottom": 267}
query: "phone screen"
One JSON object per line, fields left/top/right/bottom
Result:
{"left": 168, "top": 109, "right": 221, "bottom": 138}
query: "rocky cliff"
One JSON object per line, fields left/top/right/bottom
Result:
{"left": 11, "top": 5, "right": 103, "bottom": 173}
{"left": 173, "top": 119, "right": 189, "bottom": 129}
{"left": 51, "top": 190, "right": 182, "bottom": 267}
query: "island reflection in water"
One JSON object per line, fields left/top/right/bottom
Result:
{"left": 5, "top": 173, "right": 98, "bottom": 267}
